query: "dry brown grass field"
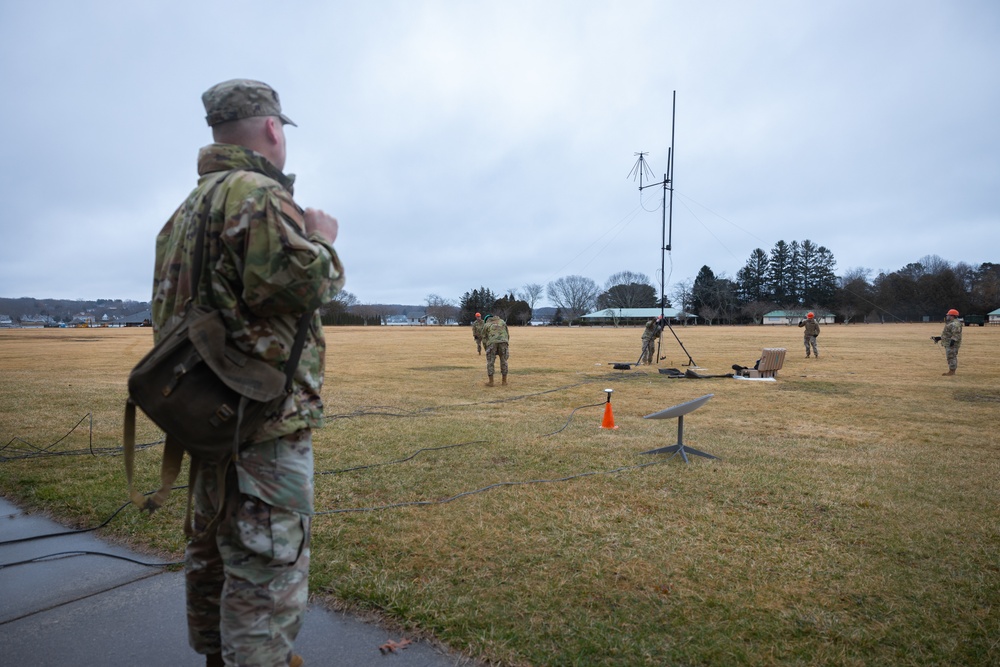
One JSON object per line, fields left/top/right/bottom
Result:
{"left": 2, "top": 323, "right": 999, "bottom": 666}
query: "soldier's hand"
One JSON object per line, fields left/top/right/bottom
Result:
{"left": 304, "top": 208, "right": 339, "bottom": 244}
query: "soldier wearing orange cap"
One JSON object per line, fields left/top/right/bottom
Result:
{"left": 472, "top": 312, "right": 485, "bottom": 355}
{"left": 933, "top": 309, "right": 963, "bottom": 375}
{"left": 798, "top": 312, "right": 820, "bottom": 358}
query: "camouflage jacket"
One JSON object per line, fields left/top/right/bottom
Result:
{"left": 483, "top": 318, "right": 509, "bottom": 346}
{"left": 152, "top": 143, "right": 345, "bottom": 449}
{"left": 641, "top": 320, "right": 660, "bottom": 341}
{"left": 472, "top": 319, "right": 485, "bottom": 341}
{"left": 941, "top": 319, "right": 963, "bottom": 345}
{"left": 799, "top": 319, "right": 820, "bottom": 336}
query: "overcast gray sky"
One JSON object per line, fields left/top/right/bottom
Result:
{"left": 1, "top": 0, "right": 997, "bottom": 307}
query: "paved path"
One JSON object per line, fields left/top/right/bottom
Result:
{"left": 0, "top": 496, "right": 475, "bottom": 666}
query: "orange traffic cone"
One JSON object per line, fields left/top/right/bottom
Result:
{"left": 600, "top": 394, "right": 618, "bottom": 430}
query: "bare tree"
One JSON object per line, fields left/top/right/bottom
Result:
{"left": 835, "top": 267, "right": 874, "bottom": 323}
{"left": 519, "top": 283, "right": 544, "bottom": 310}
{"left": 425, "top": 294, "right": 457, "bottom": 325}
{"left": 698, "top": 305, "right": 719, "bottom": 325}
{"left": 546, "top": 275, "right": 600, "bottom": 322}
{"left": 670, "top": 280, "right": 694, "bottom": 319}
{"left": 331, "top": 290, "right": 359, "bottom": 309}
{"left": 917, "top": 254, "right": 952, "bottom": 275}
{"left": 742, "top": 300, "right": 777, "bottom": 325}
{"left": 357, "top": 304, "right": 397, "bottom": 325}
{"left": 320, "top": 290, "right": 360, "bottom": 321}
{"left": 598, "top": 271, "right": 658, "bottom": 308}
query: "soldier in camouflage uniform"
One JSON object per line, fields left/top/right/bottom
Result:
{"left": 934, "top": 308, "right": 963, "bottom": 376}
{"left": 798, "top": 312, "right": 820, "bottom": 358}
{"left": 152, "top": 79, "right": 345, "bottom": 667}
{"left": 472, "top": 312, "right": 485, "bottom": 355}
{"left": 482, "top": 314, "right": 509, "bottom": 386}
{"left": 639, "top": 317, "right": 661, "bottom": 365}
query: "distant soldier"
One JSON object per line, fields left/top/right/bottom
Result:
{"left": 932, "top": 308, "right": 963, "bottom": 376}
{"left": 639, "top": 317, "right": 661, "bottom": 365}
{"left": 482, "top": 314, "right": 509, "bottom": 386}
{"left": 798, "top": 312, "right": 820, "bottom": 358}
{"left": 472, "top": 312, "right": 485, "bottom": 355}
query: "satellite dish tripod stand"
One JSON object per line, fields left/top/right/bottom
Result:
{"left": 641, "top": 394, "right": 717, "bottom": 463}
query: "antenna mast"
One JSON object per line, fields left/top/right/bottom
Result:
{"left": 629, "top": 91, "right": 697, "bottom": 366}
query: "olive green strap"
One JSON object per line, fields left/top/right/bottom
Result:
{"left": 124, "top": 401, "right": 185, "bottom": 513}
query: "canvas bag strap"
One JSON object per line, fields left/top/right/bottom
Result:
{"left": 123, "top": 401, "right": 185, "bottom": 513}
{"left": 188, "top": 173, "right": 231, "bottom": 308}
{"left": 122, "top": 175, "right": 228, "bottom": 513}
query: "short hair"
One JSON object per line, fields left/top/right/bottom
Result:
{"left": 211, "top": 115, "right": 273, "bottom": 145}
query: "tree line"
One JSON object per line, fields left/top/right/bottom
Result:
{"left": 674, "top": 242, "right": 998, "bottom": 324}
{"left": 443, "top": 243, "right": 998, "bottom": 326}
{"left": 16, "top": 243, "right": 990, "bottom": 327}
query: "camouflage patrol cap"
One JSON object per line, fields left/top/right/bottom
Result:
{"left": 202, "top": 79, "right": 297, "bottom": 127}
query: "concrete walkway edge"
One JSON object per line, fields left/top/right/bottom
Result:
{"left": 0, "top": 496, "right": 476, "bottom": 667}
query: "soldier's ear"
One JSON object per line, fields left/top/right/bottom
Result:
{"left": 264, "top": 117, "right": 280, "bottom": 142}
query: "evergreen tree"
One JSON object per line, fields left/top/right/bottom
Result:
{"left": 768, "top": 241, "right": 794, "bottom": 304}
{"left": 493, "top": 292, "right": 532, "bottom": 325}
{"left": 971, "top": 263, "right": 1000, "bottom": 314}
{"left": 691, "top": 265, "right": 716, "bottom": 315}
{"left": 787, "top": 240, "right": 803, "bottom": 303}
{"left": 458, "top": 287, "right": 497, "bottom": 325}
{"left": 798, "top": 240, "right": 838, "bottom": 306}
{"left": 736, "top": 248, "right": 769, "bottom": 304}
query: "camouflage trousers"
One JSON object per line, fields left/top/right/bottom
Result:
{"left": 186, "top": 436, "right": 311, "bottom": 666}
{"left": 475, "top": 338, "right": 482, "bottom": 354}
{"left": 804, "top": 335, "right": 818, "bottom": 357}
{"left": 945, "top": 342, "right": 960, "bottom": 370}
{"left": 640, "top": 338, "right": 655, "bottom": 364}
{"left": 486, "top": 342, "right": 509, "bottom": 376}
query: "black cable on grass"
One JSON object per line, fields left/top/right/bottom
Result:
{"left": 315, "top": 460, "right": 666, "bottom": 515}
{"left": 325, "top": 405, "right": 425, "bottom": 419}
{"left": 1, "top": 413, "right": 93, "bottom": 460}
{"left": 4, "top": 380, "right": 647, "bottom": 556}
{"left": 323, "top": 381, "right": 596, "bottom": 421}
{"left": 318, "top": 397, "right": 610, "bottom": 475}
{"left": 0, "top": 550, "right": 182, "bottom": 570}
{"left": 0, "top": 486, "right": 186, "bottom": 547}
{"left": 317, "top": 440, "right": 489, "bottom": 475}
{"left": 0, "top": 412, "right": 164, "bottom": 462}
{"left": 539, "top": 402, "right": 606, "bottom": 437}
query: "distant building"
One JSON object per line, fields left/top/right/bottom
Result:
{"left": 762, "top": 310, "right": 834, "bottom": 325}
{"left": 122, "top": 310, "right": 152, "bottom": 327}
{"left": 19, "top": 314, "right": 56, "bottom": 328}
{"left": 579, "top": 307, "right": 694, "bottom": 326}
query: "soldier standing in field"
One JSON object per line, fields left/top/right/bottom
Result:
{"left": 482, "top": 314, "right": 509, "bottom": 386}
{"left": 152, "top": 79, "right": 345, "bottom": 667}
{"left": 639, "top": 317, "right": 661, "bottom": 365}
{"left": 798, "top": 312, "right": 820, "bottom": 358}
{"left": 933, "top": 308, "right": 963, "bottom": 376}
{"left": 472, "top": 312, "right": 485, "bottom": 355}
